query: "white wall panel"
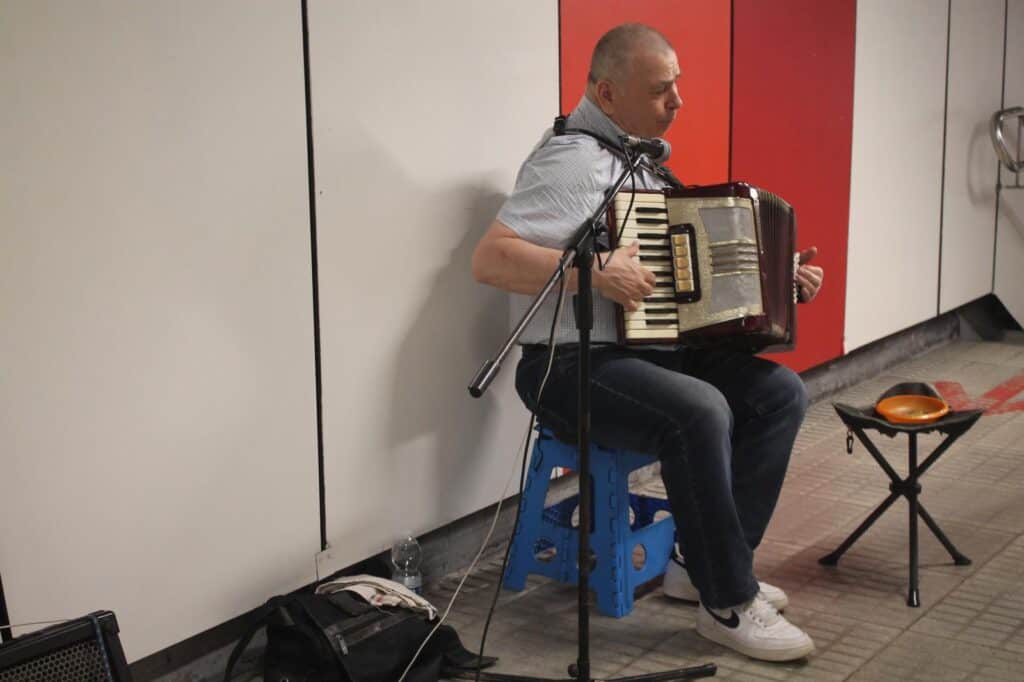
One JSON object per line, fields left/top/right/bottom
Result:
{"left": 0, "top": 2, "right": 317, "bottom": 659}
{"left": 940, "top": 0, "right": 1004, "bottom": 313}
{"left": 995, "top": 0, "right": 1024, "bottom": 323}
{"left": 845, "top": 0, "right": 948, "bottom": 351}
{"left": 309, "top": 0, "right": 558, "bottom": 573}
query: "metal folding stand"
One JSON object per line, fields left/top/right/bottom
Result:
{"left": 819, "top": 401, "right": 983, "bottom": 607}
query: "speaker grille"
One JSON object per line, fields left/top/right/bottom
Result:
{"left": 0, "top": 639, "right": 110, "bottom": 682}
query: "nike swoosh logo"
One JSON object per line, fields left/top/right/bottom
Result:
{"left": 705, "top": 606, "right": 740, "bottom": 629}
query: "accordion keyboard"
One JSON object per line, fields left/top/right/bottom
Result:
{"left": 611, "top": 192, "right": 680, "bottom": 341}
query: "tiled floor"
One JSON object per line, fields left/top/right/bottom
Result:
{"left": 425, "top": 339, "right": 1024, "bottom": 681}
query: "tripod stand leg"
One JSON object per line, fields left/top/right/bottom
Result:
{"left": 907, "top": 434, "right": 920, "bottom": 607}
{"left": 819, "top": 491, "right": 900, "bottom": 565}
{"left": 908, "top": 492, "right": 920, "bottom": 607}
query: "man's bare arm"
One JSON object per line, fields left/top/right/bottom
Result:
{"left": 471, "top": 220, "right": 655, "bottom": 311}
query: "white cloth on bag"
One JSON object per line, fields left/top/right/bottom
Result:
{"left": 314, "top": 575, "right": 438, "bottom": 620}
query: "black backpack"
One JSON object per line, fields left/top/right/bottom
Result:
{"left": 224, "top": 590, "right": 495, "bottom": 682}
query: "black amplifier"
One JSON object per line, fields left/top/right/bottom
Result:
{"left": 0, "top": 611, "right": 131, "bottom": 682}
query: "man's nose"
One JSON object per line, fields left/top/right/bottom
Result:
{"left": 668, "top": 88, "right": 683, "bottom": 110}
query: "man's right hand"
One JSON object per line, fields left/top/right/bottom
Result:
{"left": 595, "top": 242, "right": 656, "bottom": 312}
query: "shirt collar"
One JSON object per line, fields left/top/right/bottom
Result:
{"left": 567, "top": 95, "right": 627, "bottom": 145}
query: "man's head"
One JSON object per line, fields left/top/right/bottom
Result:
{"left": 585, "top": 23, "right": 682, "bottom": 138}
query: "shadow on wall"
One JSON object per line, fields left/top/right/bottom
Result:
{"left": 315, "top": 123, "right": 520, "bottom": 553}
{"left": 1002, "top": 185, "right": 1023, "bottom": 237}
{"left": 967, "top": 120, "right": 998, "bottom": 205}
{"left": 387, "top": 183, "right": 512, "bottom": 519}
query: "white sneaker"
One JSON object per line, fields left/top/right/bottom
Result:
{"left": 663, "top": 555, "right": 789, "bottom": 611}
{"left": 696, "top": 595, "right": 815, "bottom": 662}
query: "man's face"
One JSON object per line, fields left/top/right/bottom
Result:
{"left": 602, "top": 48, "right": 682, "bottom": 138}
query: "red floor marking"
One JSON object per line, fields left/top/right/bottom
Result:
{"left": 989, "top": 400, "right": 1024, "bottom": 416}
{"left": 935, "top": 370, "right": 1024, "bottom": 415}
{"left": 934, "top": 381, "right": 972, "bottom": 410}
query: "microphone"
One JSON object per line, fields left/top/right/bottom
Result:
{"left": 619, "top": 135, "right": 671, "bottom": 163}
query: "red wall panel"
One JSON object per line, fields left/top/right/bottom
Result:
{"left": 731, "top": 0, "right": 857, "bottom": 372}
{"left": 560, "top": 0, "right": 854, "bottom": 373}
{"left": 559, "top": 0, "right": 731, "bottom": 185}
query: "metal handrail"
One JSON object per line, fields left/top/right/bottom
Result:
{"left": 990, "top": 107, "right": 1023, "bottom": 189}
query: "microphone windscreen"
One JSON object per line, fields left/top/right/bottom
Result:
{"left": 652, "top": 138, "right": 672, "bottom": 164}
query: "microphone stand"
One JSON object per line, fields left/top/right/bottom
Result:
{"left": 467, "top": 152, "right": 715, "bottom": 682}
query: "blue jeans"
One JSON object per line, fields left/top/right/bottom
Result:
{"left": 515, "top": 343, "right": 808, "bottom": 609}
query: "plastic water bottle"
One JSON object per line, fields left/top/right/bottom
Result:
{"left": 391, "top": 535, "right": 423, "bottom": 594}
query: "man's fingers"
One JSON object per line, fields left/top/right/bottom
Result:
{"left": 796, "top": 267, "right": 824, "bottom": 303}
{"left": 798, "top": 246, "right": 818, "bottom": 265}
{"left": 796, "top": 272, "right": 818, "bottom": 291}
{"left": 628, "top": 279, "right": 653, "bottom": 299}
{"left": 793, "top": 254, "right": 823, "bottom": 303}
{"left": 797, "top": 265, "right": 823, "bottom": 286}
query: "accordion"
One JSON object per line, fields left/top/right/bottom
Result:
{"left": 607, "top": 182, "right": 797, "bottom": 353}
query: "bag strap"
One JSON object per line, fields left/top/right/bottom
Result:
{"left": 430, "top": 623, "right": 498, "bottom": 671}
{"left": 223, "top": 596, "right": 291, "bottom": 682}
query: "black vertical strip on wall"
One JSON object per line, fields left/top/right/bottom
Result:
{"left": 937, "top": 0, "right": 952, "bottom": 315}
{"left": 300, "top": 0, "right": 328, "bottom": 553}
{"left": 993, "top": 0, "right": 1009, "bottom": 291}
{"left": 0, "top": 571, "right": 11, "bottom": 643}
{"left": 728, "top": 0, "right": 734, "bottom": 180}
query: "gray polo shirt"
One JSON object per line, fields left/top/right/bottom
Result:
{"left": 497, "top": 96, "right": 669, "bottom": 345}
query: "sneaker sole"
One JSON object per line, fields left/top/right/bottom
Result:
{"left": 696, "top": 620, "right": 814, "bottom": 662}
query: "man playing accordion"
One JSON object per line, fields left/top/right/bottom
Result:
{"left": 472, "top": 23, "right": 823, "bottom": 662}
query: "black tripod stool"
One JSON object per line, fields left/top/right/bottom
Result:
{"left": 819, "top": 383, "right": 983, "bottom": 607}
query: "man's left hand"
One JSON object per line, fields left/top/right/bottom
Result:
{"left": 796, "top": 246, "right": 824, "bottom": 303}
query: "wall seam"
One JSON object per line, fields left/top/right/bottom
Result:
{"left": 993, "top": 0, "right": 1009, "bottom": 292}
{"left": 300, "top": 0, "right": 328, "bottom": 552}
{"left": 937, "top": 0, "right": 952, "bottom": 315}
{"left": 557, "top": 0, "right": 563, "bottom": 112}
{"left": 728, "top": 0, "right": 735, "bottom": 180}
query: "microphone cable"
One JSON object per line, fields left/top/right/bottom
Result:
{"left": 548, "top": 121, "right": 646, "bottom": 272}
{"left": 470, "top": 272, "right": 569, "bottom": 682}
{"left": 401, "top": 119, "right": 645, "bottom": 680}
{"left": 597, "top": 146, "right": 639, "bottom": 271}
{"left": 396, "top": 271, "right": 569, "bottom": 682}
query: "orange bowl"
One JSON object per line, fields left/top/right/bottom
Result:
{"left": 875, "top": 395, "right": 950, "bottom": 424}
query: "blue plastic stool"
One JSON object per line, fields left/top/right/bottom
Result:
{"left": 503, "top": 428, "right": 676, "bottom": 617}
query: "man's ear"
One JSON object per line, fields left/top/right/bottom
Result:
{"left": 595, "top": 80, "right": 615, "bottom": 115}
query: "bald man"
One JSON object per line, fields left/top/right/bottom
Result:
{"left": 473, "top": 23, "right": 822, "bottom": 662}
